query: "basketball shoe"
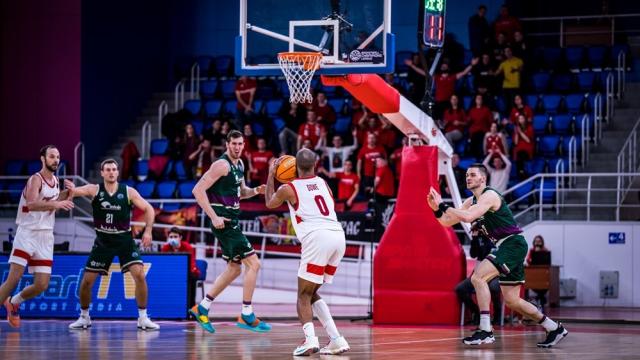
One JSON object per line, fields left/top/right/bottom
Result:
{"left": 537, "top": 322, "right": 568, "bottom": 348}
{"left": 463, "top": 329, "right": 496, "bottom": 345}
{"left": 3, "top": 297, "right": 20, "bottom": 328}
{"left": 319, "top": 336, "right": 350, "bottom": 355}
{"left": 190, "top": 304, "right": 215, "bottom": 333}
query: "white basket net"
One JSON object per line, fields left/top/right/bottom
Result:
{"left": 277, "top": 52, "right": 322, "bottom": 103}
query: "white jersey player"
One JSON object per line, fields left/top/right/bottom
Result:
{"left": 265, "top": 149, "right": 350, "bottom": 356}
{"left": 0, "top": 145, "right": 74, "bottom": 328}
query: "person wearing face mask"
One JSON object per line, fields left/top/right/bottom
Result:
{"left": 161, "top": 227, "right": 201, "bottom": 308}
{"left": 526, "top": 235, "right": 551, "bottom": 308}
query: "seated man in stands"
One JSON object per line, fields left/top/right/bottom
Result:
{"left": 161, "top": 227, "right": 201, "bottom": 307}
{"left": 526, "top": 235, "right": 551, "bottom": 308}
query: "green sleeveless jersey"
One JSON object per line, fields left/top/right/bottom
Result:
{"left": 206, "top": 154, "right": 244, "bottom": 219}
{"left": 472, "top": 186, "right": 522, "bottom": 243}
{"left": 92, "top": 183, "right": 132, "bottom": 235}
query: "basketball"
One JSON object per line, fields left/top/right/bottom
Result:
{"left": 275, "top": 155, "right": 297, "bottom": 183}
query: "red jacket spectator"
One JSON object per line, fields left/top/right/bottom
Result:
{"left": 374, "top": 159, "right": 395, "bottom": 197}
{"left": 313, "top": 92, "right": 337, "bottom": 126}
{"left": 510, "top": 105, "right": 533, "bottom": 124}
{"left": 443, "top": 108, "right": 468, "bottom": 133}
{"left": 336, "top": 172, "right": 360, "bottom": 201}
{"left": 434, "top": 61, "right": 477, "bottom": 102}
{"left": 513, "top": 122, "right": 535, "bottom": 160}
{"left": 390, "top": 141, "right": 405, "bottom": 180}
{"left": 248, "top": 139, "right": 273, "bottom": 185}
{"left": 297, "top": 112, "right": 325, "bottom": 149}
{"left": 468, "top": 106, "right": 493, "bottom": 135}
{"left": 235, "top": 76, "right": 257, "bottom": 111}
{"left": 357, "top": 133, "right": 387, "bottom": 178}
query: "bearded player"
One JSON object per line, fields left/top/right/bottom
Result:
{"left": 265, "top": 148, "right": 350, "bottom": 356}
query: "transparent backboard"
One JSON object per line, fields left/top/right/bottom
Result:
{"left": 237, "top": 0, "right": 394, "bottom": 76}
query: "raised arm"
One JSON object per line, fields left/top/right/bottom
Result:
{"left": 433, "top": 187, "right": 500, "bottom": 223}
{"left": 264, "top": 159, "right": 296, "bottom": 209}
{"left": 23, "top": 175, "right": 74, "bottom": 212}
{"left": 428, "top": 188, "right": 473, "bottom": 226}
{"left": 69, "top": 183, "right": 99, "bottom": 199}
{"left": 128, "top": 186, "right": 155, "bottom": 248}
{"left": 455, "top": 58, "right": 479, "bottom": 80}
{"left": 192, "top": 159, "right": 231, "bottom": 229}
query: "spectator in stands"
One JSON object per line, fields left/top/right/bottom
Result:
{"left": 313, "top": 92, "right": 337, "bottom": 126}
{"left": 442, "top": 153, "right": 467, "bottom": 197}
{"left": 373, "top": 157, "right": 395, "bottom": 199}
{"left": 378, "top": 117, "right": 398, "bottom": 152}
{"left": 384, "top": 73, "right": 406, "bottom": 96}
{"left": 468, "top": 94, "right": 494, "bottom": 159}
{"left": 189, "top": 138, "right": 216, "bottom": 179}
{"left": 482, "top": 149, "right": 512, "bottom": 192}
{"left": 320, "top": 160, "right": 360, "bottom": 210}
{"left": 473, "top": 53, "right": 496, "bottom": 95}
{"left": 443, "top": 94, "right": 468, "bottom": 146}
{"left": 433, "top": 59, "right": 478, "bottom": 120}
{"left": 350, "top": 99, "right": 368, "bottom": 129}
{"left": 356, "top": 114, "right": 382, "bottom": 145}
{"left": 511, "top": 30, "right": 528, "bottom": 60}
{"left": 493, "top": 4, "right": 521, "bottom": 43}
{"left": 357, "top": 133, "right": 387, "bottom": 195}
{"left": 248, "top": 138, "right": 273, "bottom": 187}
{"left": 220, "top": 120, "right": 231, "bottom": 140}
{"left": 508, "top": 94, "right": 534, "bottom": 127}
{"left": 525, "top": 235, "right": 551, "bottom": 308}
{"left": 404, "top": 53, "right": 427, "bottom": 105}
{"left": 456, "top": 226, "right": 502, "bottom": 326}
{"left": 512, "top": 114, "right": 535, "bottom": 179}
{"left": 484, "top": 122, "right": 508, "bottom": 155}
{"left": 182, "top": 123, "right": 201, "bottom": 178}
{"left": 243, "top": 124, "right": 258, "bottom": 155}
{"left": 494, "top": 47, "right": 524, "bottom": 109}
{"left": 468, "top": 5, "right": 491, "bottom": 55}
{"left": 297, "top": 110, "right": 325, "bottom": 151}
{"left": 390, "top": 137, "right": 408, "bottom": 182}
{"left": 279, "top": 102, "right": 307, "bottom": 156}
{"left": 206, "top": 119, "right": 226, "bottom": 156}
{"left": 234, "top": 76, "right": 257, "bottom": 129}
{"left": 318, "top": 128, "right": 359, "bottom": 173}
{"left": 161, "top": 227, "right": 201, "bottom": 308}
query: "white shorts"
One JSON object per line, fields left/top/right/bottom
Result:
{"left": 9, "top": 227, "right": 55, "bottom": 274}
{"left": 298, "top": 229, "right": 346, "bottom": 285}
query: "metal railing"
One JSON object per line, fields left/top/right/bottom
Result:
{"left": 141, "top": 121, "right": 152, "bottom": 159}
{"left": 520, "top": 13, "right": 640, "bottom": 47}
{"left": 617, "top": 51, "right": 626, "bottom": 99}
{"left": 157, "top": 100, "right": 168, "bottom": 139}
{"left": 190, "top": 62, "right": 200, "bottom": 100}
{"left": 174, "top": 80, "right": 185, "bottom": 112}
{"left": 617, "top": 117, "right": 640, "bottom": 201}
{"left": 605, "top": 72, "right": 615, "bottom": 123}
{"left": 73, "top": 142, "right": 85, "bottom": 178}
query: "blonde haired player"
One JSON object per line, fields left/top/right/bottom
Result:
{"left": 0, "top": 145, "right": 74, "bottom": 327}
{"left": 265, "top": 148, "right": 350, "bottom": 356}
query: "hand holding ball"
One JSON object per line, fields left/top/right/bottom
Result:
{"left": 275, "top": 155, "right": 297, "bottom": 183}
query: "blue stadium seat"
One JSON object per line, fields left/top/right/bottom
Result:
{"left": 539, "top": 135, "right": 561, "bottom": 157}
{"left": 512, "top": 181, "right": 534, "bottom": 206}
{"left": 204, "top": 100, "right": 222, "bottom": 117}
{"left": 252, "top": 99, "right": 264, "bottom": 114}
{"left": 525, "top": 95, "right": 539, "bottom": 110}
{"left": 576, "top": 72, "right": 596, "bottom": 92}
{"left": 191, "top": 120, "right": 204, "bottom": 136}
{"left": 565, "top": 46, "right": 584, "bottom": 70}
{"left": 574, "top": 115, "right": 594, "bottom": 137}
{"left": 562, "top": 136, "right": 581, "bottom": 156}
{"left": 252, "top": 123, "right": 265, "bottom": 137}
{"left": 196, "top": 56, "right": 213, "bottom": 77}
{"left": 223, "top": 100, "right": 238, "bottom": 114}
{"left": 178, "top": 181, "right": 196, "bottom": 198}
{"left": 541, "top": 95, "right": 562, "bottom": 114}
{"left": 552, "top": 115, "right": 573, "bottom": 135}
{"left": 157, "top": 181, "right": 177, "bottom": 198}
{"left": 533, "top": 115, "right": 549, "bottom": 136}
{"left": 136, "top": 160, "right": 149, "bottom": 181}
{"left": 272, "top": 117, "right": 286, "bottom": 133}
{"left": 200, "top": 80, "right": 218, "bottom": 98}
{"left": 150, "top": 138, "right": 169, "bottom": 156}
{"left": 56, "top": 160, "right": 68, "bottom": 176}
{"left": 495, "top": 96, "right": 507, "bottom": 115}
{"left": 26, "top": 160, "right": 41, "bottom": 175}
{"left": 551, "top": 74, "right": 572, "bottom": 93}
{"left": 7, "top": 181, "right": 26, "bottom": 203}
{"left": 120, "top": 179, "right": 136, "bottom": 188}
{"left": 531, "top": 73, "right": 550, "bottom": 93}
{"left": 318, "top": 83, "right": 338, "bottom": 97}
{"left": 135, "top": 180, "right": 155, "bottom": 198}
{"left": 264, "top": 99, "right": 282, "bottom": 117}
{"left": 537, "top": 179, "right": 557, "bottom": 203}
{"left": 214, "top": 55, "right": 233, "bottom": 77}
{"left": 543, "top": 48, "right": 563, "bottom": 69}
{"left": 251, "top": 54, "right": 275, "bottom": 65}
{"left": 525, "top": 158, "right": 547, "bottom": 176}
{"left": 220, "top": 80, "right": 236, "bottom": 99}
{"left": 395, "top": 50, "right": 413, "bottom": 73}
{"left": 173, "top": 160, "right": 188, "bottom": 180}
{"left": 455, "top": 138, "right": 468, "bottom": 157}
{"left": 549, "top": 157, "right": 569, "bottom": 173}
{"left": 463, "top": 96, "right": 473, "bottom": 110}
{"left": 458, "top": 157, "right": 476, "bottom": 170}
{"left": 328, "top": 99, "right": 345, "bottom": 114}
{"left": 278, "top": 80, "right": 290, "bottom": 98}
{"left": 184, "top": 100, "right": 202, "bottom": 116}
{"left": 333, "top": 116, "right": 351, "bottom": 135}
{"left": 195, "top": 259, "right": 208, "bottom": 297}
{"left": 5, "top": 160, "right": 25, "bottom": 176}
{"left": 565, "top": 94, "right": 586, "bottom": 114}
{"left": 587, "top": 46, "right": 607, "bottom": 69}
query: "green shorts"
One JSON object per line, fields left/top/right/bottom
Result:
{"left": 212, "top": 221, "right": 255, "bottom": 264}
{"left": 486, "top": 234, "right": 528, "bottom": 285}
{"left": 85, "top": 232, "right": 143, "bottom": 275}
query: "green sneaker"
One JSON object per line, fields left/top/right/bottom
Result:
{"left": 190, "top": 304, "right": 215, "bottom": 333}
{"left": 236, "top": 313, "right": 272, "bottom": 333}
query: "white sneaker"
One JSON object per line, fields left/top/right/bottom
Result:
{"left": 292, "top": 336, "right": 319, "bottom": 356}
{"left": 137, "top": 316, "right": 160, "bottom": 331}
{"left": 319, "top": 336, "right": 350, "bottom": 355}
{"left": 69, "top": 315, "right": 92, "bottom": 330}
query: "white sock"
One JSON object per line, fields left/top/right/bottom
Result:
{"left": 10, "top": 293, "right": 25, "bottom": 306}
{"left": 539, "top": 316, "right": 559, "bottom": 332}
{"left": 138, "top": 308, "right": 148, "bottom": 319}
{"left": 302, "top": 322, "right": 316, "bottom": 339}
{"left": 241, "top": 303, "right": 253, "bottom": 316}
{"left": 479, "top": 313, "right": 492, "bottom": 332}
{"left": 80, "top": 308, "right": 89, "bottom": 317}
{"left": 200, "top": 295, "right": 214, "bottom": 310}
{"left": 312, "top": 299, "right": 340, "bottom": 340}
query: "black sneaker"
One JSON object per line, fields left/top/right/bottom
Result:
{"left": 537, "top": 322, "right": 568, "bottom": 348}
{"left": 462, "top": 330, "right": 496, "bottom": 345}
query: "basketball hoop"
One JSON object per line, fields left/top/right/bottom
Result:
{"left": 277, "top": 52, "right": 322, "bottom": 103}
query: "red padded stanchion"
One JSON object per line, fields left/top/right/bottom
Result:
{"left": 373, "top": 146, "right": 465, "bottom": 324}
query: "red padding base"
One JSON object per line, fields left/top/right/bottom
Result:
{"left": 373, "top": 146, "right": 465, "bottom": 325}
{"left": 320, "top": 74, "right": 399, "bottom": 114}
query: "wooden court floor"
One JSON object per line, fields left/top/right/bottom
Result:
{"left": 1, "top": 320, "right": 639, "bottom": 359}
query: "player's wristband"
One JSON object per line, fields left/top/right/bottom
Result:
{"left": 433, "top": 209, "right": 444, "bottom": 218}
{"left": 438, "top": 202, "right": 450, "bottom": 213}
{"left": 253, "top": 188, "right": 258, "bottom": 195}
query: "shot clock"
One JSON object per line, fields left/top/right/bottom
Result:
{"left": 423, "top": 0, "right": 446, "bottom": 48}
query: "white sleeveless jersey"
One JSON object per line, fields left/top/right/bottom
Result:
{"left": 16, "top": 173, "right": 60, "bottom": 230}
{"left": 286, "top": 176, "right": 344, "bottom": 240}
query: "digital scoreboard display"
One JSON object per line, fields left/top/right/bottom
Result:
{"left": 423, "top": 0, "right": 446, "bottom": 48}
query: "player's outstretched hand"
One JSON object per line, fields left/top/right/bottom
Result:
{"left": 64, "top": 179, "right": 75, "bottom": 191}
{"left": 255, "top": 184, "right": 266, "bottom": 195}
{"left": 427, "top": 187, "right": 440, "bottom": 211}
{"left": 55, "top": 200, "right": 75, "bottom": 211}
{"left": 212, "top": 216, "right": 231, "bottom": 229}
